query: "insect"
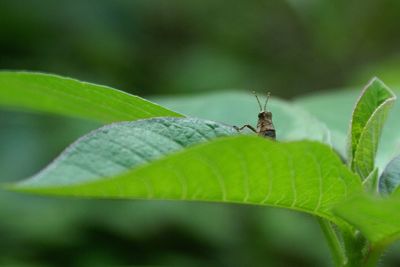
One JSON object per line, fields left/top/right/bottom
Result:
{"left": 234, "top": 91, "right": 276, "bottom": 139}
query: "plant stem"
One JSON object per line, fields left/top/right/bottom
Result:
{"left": 342, "top": 229, "right": 365, "bottom": 267}
{"left": 318, "top": 218, "right": 347, "bottom": 267}
{"left": 363, "top": 246, "right": 383, "bottom": 267}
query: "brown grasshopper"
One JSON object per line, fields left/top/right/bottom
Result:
{"left": 234, "top": 92, "right": 276, "bottom": 139}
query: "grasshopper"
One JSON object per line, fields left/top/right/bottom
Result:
{"left": 234, "top": 92, "right": 276, "bottom": 139}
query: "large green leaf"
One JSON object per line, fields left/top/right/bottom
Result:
{"left": 9, "top": 134, "right": 362, "bottom": 225}
{"left": 296, "top": 82, "right": 399, "bottom": 171}
{"left": 348, "top": 78, "right": 396, "bottom": 179}
{"left": 0, "top": 71, "right": 182, "bottom": 123}
{"left": 15, "top": 117, "right": 236, "bottom": 187}
{"left": 153, "top": 91, "right": 331, "bottom": 143}
{"left": 334, "top": 193, "right": 400, "bottom": 246}
{"left": 295, "top": 89, "right": 358, "bottom": 157}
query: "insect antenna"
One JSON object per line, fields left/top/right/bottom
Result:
{"left": 263, "top": 92, "right": 271, "bottom": 111}
{"left": 253, "top": 91, "right": 263, "bottom": 111}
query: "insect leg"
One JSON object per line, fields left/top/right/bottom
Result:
{"left": 233, "top": 125, "right": 257, "bottom": 133}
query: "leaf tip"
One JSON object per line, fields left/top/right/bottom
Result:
{"left": 370, "top": 76, "right": 397, "bottom": 98}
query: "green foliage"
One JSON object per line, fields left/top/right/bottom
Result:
{"left": 362, "top": 168, "right": 379, "bottom": 195}
{"left": 3, "top": 2, "right": 400, "bottom": 265}
{"left": 295, "top": 87, "right": 400, "bottom": 171}
{"left": 379, "top": 155, "right": 400, "bottom": 195}
{"left": 3, "top": 0, "right": 400, "bottom": 97}
{"left": 10, "top": 135, "right": 361, "bottom": 225}
{"left": 334, "top": 194, "right": 400, "bottom": 247}
{"left": 0, "top": 72, "right": 181, "bottom": 123}
{"left": 348, "top": 78, "right": 396, "bottom": 179}
{"left": 1, "top": 72, "right": 400, "bottom": 266}
{"left": 14, "top": 117, "right": 237, "bottom": 187}
{"left": 295, "top": 89, "right": 359, "bottom": 157}
{"left": 154, "top": 91, "right": 331, "bottom": 143}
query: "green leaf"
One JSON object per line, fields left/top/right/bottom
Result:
{"left": 295, "top": 86, "right": 400, "bottom": 171}
{"left": 0, "top": 71, "right": 182, "bottom": 123}
{"left": 9, "top": 134, "right": 361, "bottom": 225}
{"left": 379, "top": 155, "right": 400, "bottom": 195}
{"left": 348, "top": 78, "right": 396, "bottom": 179}
{"left": 295, "top": 89, "right": 358, "bottom": 157}
{"left": 153, "top": 91, "right": 332, "bottom": 143}
{"left": 334, "top": 194, "right": 400, "bottom": 246}
{"left": 14, "top": 117, "right": 236, "bottom": 187}
{"left": 296, "top": 80, "right": 397, "bottom": 176}
{"left": 362, "top": 168, "right": 379, "bottom": 195}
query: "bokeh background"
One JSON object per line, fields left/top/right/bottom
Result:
{"left": 1, "top": 1, "right": 400, "bottom": 266}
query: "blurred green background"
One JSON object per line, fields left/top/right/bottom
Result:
{"left": 1, "top": 1, "right": 400, "bottom": 266}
